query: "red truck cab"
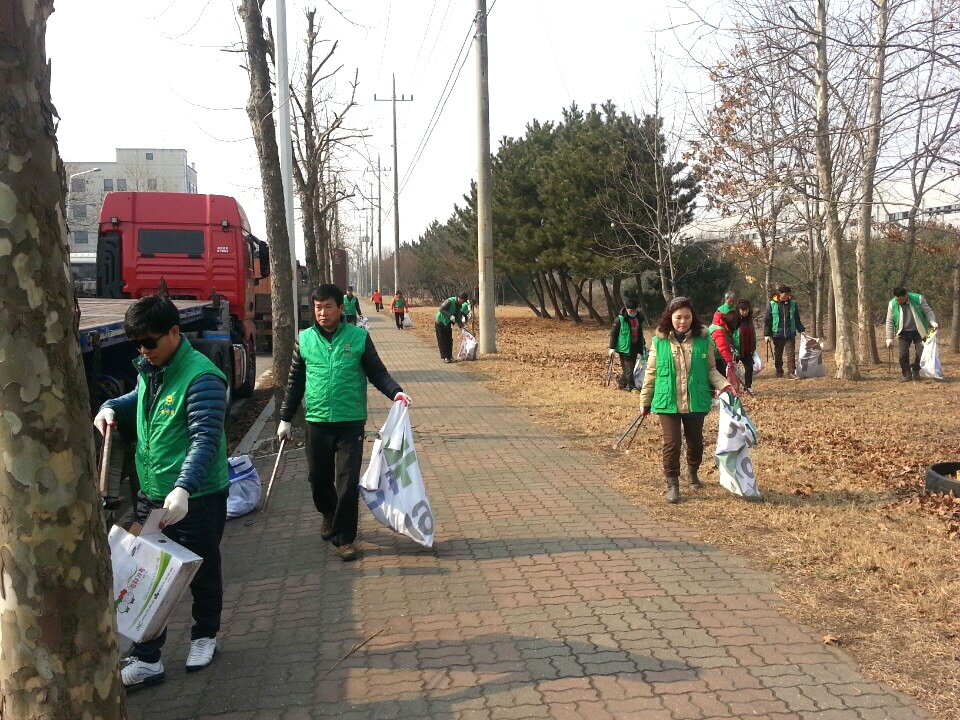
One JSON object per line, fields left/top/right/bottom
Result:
{"left": 96, "top": 192, "right": 269, "bottom": 396}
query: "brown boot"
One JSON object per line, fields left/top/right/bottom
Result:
{"left": 687, "top": 466, "right": 703, "bottom": 489}
{"left": 665, "top": 477, "right": 681, "bottom": 504}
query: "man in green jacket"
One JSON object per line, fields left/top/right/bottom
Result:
{"left": 607, "top": 297, "right": 645, "bottom": 391}
{"left": 435, "top": 292, "right": 468, "bottom": 363}
{"left": 93, "top": 296, "right": 229, "bottom": 687}
{"left": 343, "top": 285, "right": 363, "bottom": 325}
{"left": 278, "top": 284, "right": 411, "bottom": 561}
{"left": 884, "top": 286, "right": 938, "bottom": 381}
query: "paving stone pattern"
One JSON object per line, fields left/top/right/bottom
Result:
{"left": 128, "top": 312, "right": 928, "bottom": 719}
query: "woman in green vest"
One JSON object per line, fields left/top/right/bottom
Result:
{"left": 638, "top": 296, "right": 734, "bottom": 504}
{"left": 392, "top": 290, "right": 407, "bottom": 329}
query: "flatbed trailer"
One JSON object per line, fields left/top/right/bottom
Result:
{"left": 77, "top": 298, "right": 213, "bottom": 353}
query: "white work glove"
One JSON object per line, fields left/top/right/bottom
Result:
{"left": 161, "top": 487, "right": 190, "bottom": 527}
{"left": 608, "top": 348, "right": 616, "bottom": 357}
{"left": 394, "top": 392, "right": 413, "bottom": 407}
{"left": 930, "top": 322, "right": 938, "bottom": 329}
{"left": 885, "top": 338, "right": 893, "bottom": 348}
{"left": 763, "top": 336, "right": 771, "bottom": 344}
{"left": 277, "top": 420, "right": 293, "bottom": 441}
{"left": 93, "top": 407, "right": 116, "bottom": 435}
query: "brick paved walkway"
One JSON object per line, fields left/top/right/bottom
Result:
{"left": 129, "top": 311, "right": 928, "bottom": 720}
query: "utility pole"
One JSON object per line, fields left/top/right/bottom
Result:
{"left": 376, "top": 155, "right": 389, "bottom": 292}
{"left": 375, "top": 75, "right": 412, "bottom": 293}
{"left": 369, "top": 181, "right": 375, "bottom": 292}
{"left": 475, "top": 0, "right": 496, "bottom": 354}
{"left": 276, "top": 0, "right": 298, "bottom": 329}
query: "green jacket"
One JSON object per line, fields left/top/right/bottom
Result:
{"left": 300, "top": 322, "right": 370, "bottom": 423}
{"left": 343, "top": 294, "right": 361, "bottom": 316}
{"left": 392, "top": 296, "right": 406, "bottom": 311}
{"left": 651, "top": 335, "right": 713, "bottom": 413}
{"left": 135, "top": 337, "right": 228, "bottom": 502}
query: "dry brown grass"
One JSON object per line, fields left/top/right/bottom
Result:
{"left": 409, "top": 304, "right": 960, "bottom": 720}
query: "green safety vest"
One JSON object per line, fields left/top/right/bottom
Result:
{"left": 615, "top": 314, "right": 642, "bottom": 354}
{"left": 770, "top": 299, "right": 797, "bottom": 335}
{"left": 300, "top": 322, "right": 370, "bottom": 423}
{"left": 343, "top": 295, "right": 360, "bottom": 315}
{"left": 435, "top": 297, "right": 460, "bottom": 326}
{"left": 707, "top": 322, "right": 733, "bottom": 361}
{"left": 890, "top": 293, "right": 930, "bottom": 334}
{"left": 135, "top": 336, "right": 229, "bottom": 502}
{"left": 651, "top": 335, "right": 712, "bottom": 414}
{"left": 392, "top": 296, "right": 405, "bottom": 310}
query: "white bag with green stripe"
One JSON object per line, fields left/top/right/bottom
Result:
{"left": 714, "top": 392, "right": 761, "bottom": 499}
{"left": 360, "top": 401, "right": 435, "bottom": 547}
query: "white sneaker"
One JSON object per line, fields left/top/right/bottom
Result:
{"left": 185, "top": 637, "right": 217, "bottom": 672}
{"left": 121, "top": 658, "right": 165, "bottom": 687}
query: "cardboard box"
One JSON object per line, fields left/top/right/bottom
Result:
{"left": 108, "top": 510, "right": 203, "bottom": 642}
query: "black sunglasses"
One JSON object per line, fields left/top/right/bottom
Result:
{"left": 131, "top": 335, "right": 163, "bottom": 350}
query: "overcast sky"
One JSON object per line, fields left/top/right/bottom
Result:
{"left": 47, "top": 0, "right": 708, "bottom": 262}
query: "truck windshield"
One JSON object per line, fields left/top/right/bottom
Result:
{"left": 138, "top": 229, "right": 204, "bottom": 256}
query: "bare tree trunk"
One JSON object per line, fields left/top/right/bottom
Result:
{"left": 541, "top": 271, "right": 564, "bottom": 319}
{"left": 600, "top": 277, "right": 617, "bottom": 321}
{"left": 239, "top": 0, "right": 297, "bottom": 400}
{"left": 506, "top": 275, "right": 543, "bottom": 317}
{"left": 572, "top": 279, "right": 606, "bottom": 325}
{"left": 952, "top": 239, "right": 960, "bottom": 353}
{"left": 855, "top": 0, "right": 887, "bottom": 366}
{"left": 0, "top": 3, "right": 126, "bottom": 716}
{"left": 811, "top": 0, "right": 860, "bottom": 378}
{"left": 530, "top": 273, "right": 550, "bottom": 317}
{"left": 553, "top": 271, "right": 581, "bottom": 323}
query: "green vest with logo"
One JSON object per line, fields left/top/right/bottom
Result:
{"left": 392, "top": 296, "right": 405, "bottom": 310}
{"left": 343, "top": 295, "right": 360, "bottom": 315}
{"left": 891, "top": 293, "right": 930, "bottom": 334}
{"left": 651, "top": 335, "right": 712, "bottom": 414}
{"left": 135, "top": 337, "right": 229, "bottom": 502}
{"left": 300, "top": 322, "right": 369, "bottom": 423}
{"left": 707, "top": 323, "right": 733, "bottom": 361}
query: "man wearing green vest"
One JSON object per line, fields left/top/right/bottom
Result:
{"left": 885, "top": 286, "right": 938, "bottom": 381}
{"left": 435, "top": 292, "right": 469, "bottom": 363}
{"left": 607, "top": 296, "right": 646, "bottom": 391}
{"left": 762, "top": 285, "right": 805, "bottom": 378}
{"left": 94, "top": 296, "right": 230, "bottom": 687}
{"left": 712, "top": 290, "right": 737, "bottom": 325}
{"left": 278, "top": 284, "right": 411, "bottom": 562}
{"left": 342, "top": 285, "right": 363, "bottom": 325}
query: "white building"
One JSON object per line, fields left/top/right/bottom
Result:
{"left": 65, "top": 148, "right": 198, "bottom": 253}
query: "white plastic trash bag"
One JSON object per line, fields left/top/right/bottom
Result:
{"left": 753, "top": 351, "right": 763, "bottom": 375}
{"left": 920, "top": 329, "right": 943, "bottom": 379}
{"left": 633, "top": 351, "right": 648, "bottom": 387}
{"left": 403, "top": 314, "right": 414, "bottom": 328}
{"left": 796, "top": 333, "right": 826, "bottom": 378}
{"left": 457, "top": 329, "right": 478, "bottom": 361}
{"left": 360, "top": 401, "right": 435, "bottom": 547}
{"left": 715, "top": 393, "right": 761, "bottom": 499}
{"left": 226, "top": 455, "right": 261, "bottom": 519}
{"left": 358, "top": 316, "right": 370, "bottom": 329}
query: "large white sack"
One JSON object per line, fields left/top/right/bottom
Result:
{"left": 920, "top": 329, "right": 944, "bottom": 379}
{"left": 715, "top": 393, "right": 761, "bottom": 499}
{"left": 796, "top": 333, "right": 826, "bottom": 379}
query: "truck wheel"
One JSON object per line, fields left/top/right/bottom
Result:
{"left": 235, "top": 336, "right": 257, "bottom": 398}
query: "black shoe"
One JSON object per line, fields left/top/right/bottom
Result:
{"left": 320, "top": 513, "right": 335, "bottom": 541}
{"left": 899, "top": 375, "right": 911, "bottom": 383}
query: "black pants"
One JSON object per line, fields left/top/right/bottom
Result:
{"left": 742, "top": 355, "right": 754, "bottom": 389}
{"left": 898, "top": 330, "right": 923, "bottom": 378}
{"left": 344, "top": 314, "right": 358, "bottom": 326}
{"left": 375, "top": 302, "right": 383, "bottom": 312}
{"left": 617, "top": 352, "right": 637, "bottom": 389}
{"left": 394, "top": 312, "right": 404, "bottom": 329}
{"left": 305, "top": 422, "right": 365, "bottom": 546}
{"left": 435, "top": 321, "right": 454, "bottom": 360}
{"left": 772, "top": 336, "right": 796, "bottom": 376}
{"left": 657, "top": 413, "right": 707, "bottom": 478}
{"left": 130, "top": 488, "right": 229, "bottom": 663}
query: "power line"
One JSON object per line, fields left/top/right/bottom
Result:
{"left": 399, "top": 18, "right": 475, "bottom": 194}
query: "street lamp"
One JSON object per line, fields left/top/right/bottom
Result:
{"left": 68, "top": 167, "right": 100, "bottom": 184}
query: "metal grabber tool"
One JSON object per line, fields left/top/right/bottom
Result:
{"left": 260, "top": 437, "right": 288, "bottom": 513}
{"left": 613, "top": 412, "right": 647, "bottom": 451}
